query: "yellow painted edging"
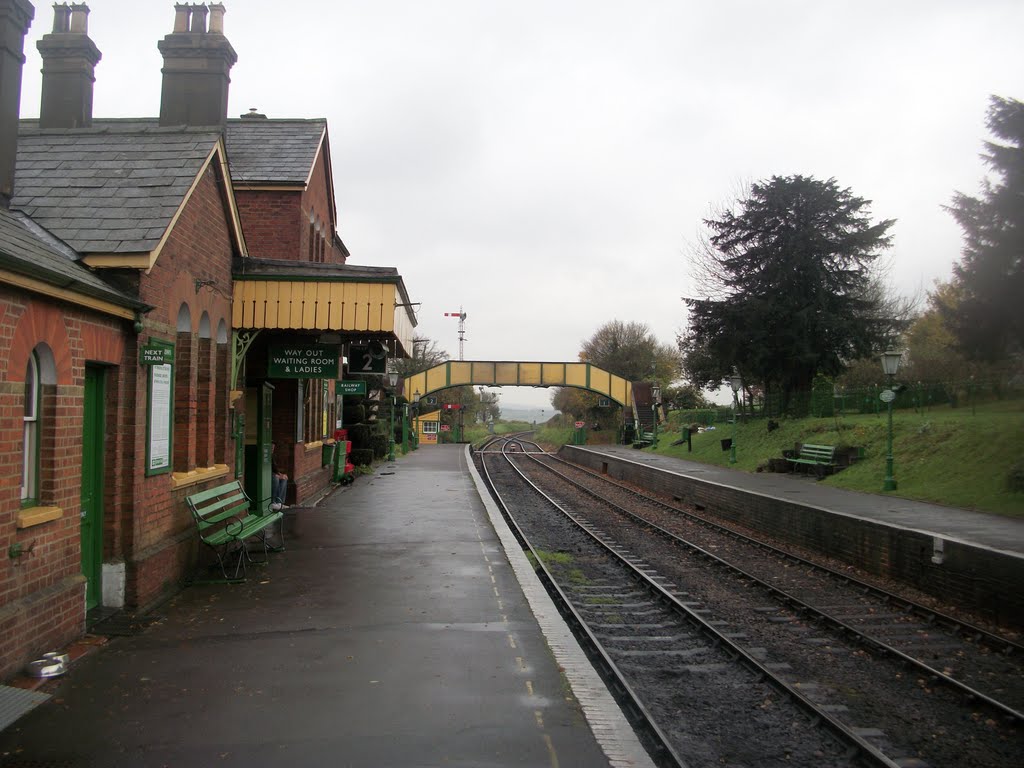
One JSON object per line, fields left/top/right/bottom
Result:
{"left": 0, "top": 270, "right": 137, "bottom": 320}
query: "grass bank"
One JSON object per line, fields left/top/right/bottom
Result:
{"left": 646, "top": 401, "right": 1024, "bottom": 517}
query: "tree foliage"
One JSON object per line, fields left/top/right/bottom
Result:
{"left": 578, "top": 320, "right": 680, "bottom": 383}
{"left": 551, "top": 320, "right": 679, "bottom": 422}
{"left": 945, "top": 95, "right": 1024, "bottom": 362}
{"left": 392, "top": 337, "right": 449, "bottom": 378}
{"left": 680, "top": 175, "right": 898, "bottom": 409}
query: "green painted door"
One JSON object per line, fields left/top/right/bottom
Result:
{"left": 81, "top": 365, "right": 105, "bottom": 610}
{"left": 243, "top": 382, "right": 274, "bottom": 513}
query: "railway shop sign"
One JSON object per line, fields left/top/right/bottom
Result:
{"left": 268, "top": 344, "right": 340, "bottom": 378}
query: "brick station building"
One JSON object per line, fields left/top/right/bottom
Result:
{"left": 0, "top": 1, "right": 416, "bottom": 680}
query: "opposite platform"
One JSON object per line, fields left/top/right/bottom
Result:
{"left": 567, "top": 444, "right": 1024, "bottom": 627}
{"left": 0, "top": 446, "right": 651, "bottom": 767}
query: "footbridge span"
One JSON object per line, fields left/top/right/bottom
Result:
{"left": 402, "top": 361, "right": 632, "bottom": 408}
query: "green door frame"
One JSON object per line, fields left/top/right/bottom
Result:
{"left": 81, "top": 365, "right": 105, "bottom": 611}
{"left": 244, "top": 382, "right": 275, "bottom": 513}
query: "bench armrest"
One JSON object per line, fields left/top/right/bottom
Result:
{"left": 224, "top": 515, "right": 246, "bottom": 537}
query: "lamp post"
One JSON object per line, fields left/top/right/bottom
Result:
{"left": 880, "top": 349, "right": 902, "bottom": 491}
{"left": 386, "top": 371, "right": 398, "bottom": 461}
{"left": 729, "top": 372, "right": 742, "bottom": 465}
{"left": 651, "top": 384, "right": 661, "bottom": 443}
{"left": 411, "top": 391, "right": 419, "bottom": 450}
{"left": 401, "top": 401, "right": 409, "bottom": 454}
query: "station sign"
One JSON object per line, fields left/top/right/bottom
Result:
{"left": 442, "top": 403, "right": 463, "bottom": 411}
{"left": 337, "top": 380, "right": 367, "bottom": 396}
{"left": 574, "top": 421, "right": 585, "bottom": 428}
{"left": 440, "top": 424, "right": 451, "bottom": 432}
{"left": 140, "top": 345, "right": 173, "bottom": 365}
{"left": 348, "top": 342, "right": 388, "bottom": 374}
{"left": 268, "top": 344, "right": 340, "bottom": 378}
{"left": 879, "top": 389, "right": 896, "bottom": 403}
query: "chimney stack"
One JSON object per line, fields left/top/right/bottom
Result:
{"left": 0, "top": 0, "right": 34, "bottom": 208}
{"left": 158, "top": 3, "right": 237, "bottom": 128}
{"left": 37, "top": 3, "right": 102, "bottom": 129}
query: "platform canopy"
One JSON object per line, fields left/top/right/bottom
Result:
{"left": 231, "top": 259, "right": 416, "bottom": 356}
{"left": 403, "top": 361, "right": 632, "bottom": 407}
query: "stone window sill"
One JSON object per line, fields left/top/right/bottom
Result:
{"left": 170, "top": 464, "right": 229, "bottom": 490}
{"left": 17, "top": 506, "right": 63, "bottom": 529}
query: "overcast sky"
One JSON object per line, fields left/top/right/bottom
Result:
{"left": 17, "top": 1, "right": 1023, "bottom": 409}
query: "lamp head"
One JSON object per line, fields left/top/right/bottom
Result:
{"left": 729, "top": 372, "right": 742, "bottom": 393}
{"left": 413, "top": 390, "right": 421, "bottom": 403}
{"left": 879, "top": 349, "right": 902, "bottom": 377}
{"left": 386, "top": 371, "right": 399, "bottom": 388}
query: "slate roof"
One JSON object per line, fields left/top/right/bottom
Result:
{"left": 224, "top": 119, "right": 326, "bottom": 185}
{"left": 233, "top": 257, "right": 415, "bottom": 309}
{"left": 14, "top": 120, "right": 222, "bottom": 255}
{"left": 0, "top": 206, "right": 148, "bottom": 311}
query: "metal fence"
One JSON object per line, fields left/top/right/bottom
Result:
{"left": 672, "top": 378, "right": 1021, "bottom": 424}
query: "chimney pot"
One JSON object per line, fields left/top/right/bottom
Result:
{"left": 172, "top": 3, "right": 189, "bottom": 33}
{"left": 68, "top": 3, "right": 88, "bottom": 33}
{"left": 189, "top": 3, "right": 207, "bottom": 33}
{"left": 52, "top": 3, "right": 71, "bottom": 32}
{"left": 158, "top": 1, "right": 237, "bottom": 127}
{"left": 37, "top": 1, "right": 102, "bottom": 129}
{"left": 208, "top": 3, "right": 225, "bottom": 34}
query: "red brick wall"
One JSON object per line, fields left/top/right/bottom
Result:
{"left": 235, "top": 188, "right": 302, "bottom": 260}
{"left": 302, "top": 143, "right": 347, "bottom": 264}
{"left": 0, "top": 290, "right": 125, "bottom": 680}
{"left": 125, "top": 162, "right": 238, "bottom": 611}
{"left": 234, "top": 137, "right": 347, "bottom": 265}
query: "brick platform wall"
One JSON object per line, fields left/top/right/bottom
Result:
{"left": 561, "top": 446, "right": 1024, "bottom": 630}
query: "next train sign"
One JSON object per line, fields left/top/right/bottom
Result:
{"left": 268, "top": 345, "right": 341, "bottom": 378}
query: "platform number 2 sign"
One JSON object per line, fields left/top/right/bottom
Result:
{"left": 349, "top": 342, "right": 388, "bottom": 374}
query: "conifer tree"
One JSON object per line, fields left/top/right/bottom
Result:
{"left": 945, "top": 96, "right": 1024, "bottom": 362}
{"left": 682, "top": 175, "right": 895, "bottom": 411}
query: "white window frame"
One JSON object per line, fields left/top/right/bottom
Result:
{"left": 21, "top": 352, "right": 39, "bottom": 503}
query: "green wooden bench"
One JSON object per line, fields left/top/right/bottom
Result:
{"left": 186, "top": 480, "right": 283, "bottom": 580}
{"left": 632, "top": 429, "right": 656, "bottom": 449}
{"left": 786, "top": 444, "right": 838, "bottom": 477}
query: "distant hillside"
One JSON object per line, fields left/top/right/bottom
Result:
{"left": 501, "top": 407, "right": 558, "bottom": 424}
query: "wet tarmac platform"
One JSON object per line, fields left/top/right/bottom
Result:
{"left": 0, "top": 446, "right": 651, "bottom": 768}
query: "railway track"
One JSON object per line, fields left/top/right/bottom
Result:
{"left": 478, "top": 437, "right": 1022, "bottom": 768}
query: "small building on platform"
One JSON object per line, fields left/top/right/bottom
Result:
{"left": 413, "top": 409, "right": 442, "bottom": 446}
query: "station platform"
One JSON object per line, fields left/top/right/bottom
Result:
{"left": 566, "top": 444, "right": 1024, "bottom": 627}
{"left": 570, "top": 445, "right": 1024, "bottom": 556}
{"left": 0, "top": 446, "right": 651, "bottom": 768}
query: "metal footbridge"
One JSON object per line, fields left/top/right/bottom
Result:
{"left": 402, "top": 360, "right": 632, "bottom": 407}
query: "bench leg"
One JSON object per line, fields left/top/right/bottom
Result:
{"left": 192, "top": 541, "right": 246, "bottom": 584}
{"left": 244, "top": 521, "right": 283, "bottom": 565}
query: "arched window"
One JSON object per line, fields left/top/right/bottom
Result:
{"left": 21, "top": 352, "right": 40, "bottom": 503}
{"left": 196, "top": 312, "right": 213, "bottom": 467}
{"left": 174, "top": 303, "right": 193, "bottom": 472}
{"left": 215, "top": 320, "right": 230, "bottom": 465}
